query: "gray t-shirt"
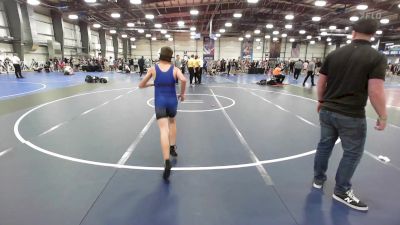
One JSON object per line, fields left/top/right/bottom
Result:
{"left": 294, "top": 61, "right": 303, "bottom": 69}
{"left": 307, "top": 61, "right": 315, "bottom": 72}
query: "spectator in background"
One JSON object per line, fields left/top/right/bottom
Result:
{"left": 138, "top": 56, "right": 145, "bottom": 77}
{"left": 12, "top": 54, "right": 23, "bottom": 78}
{"left": 303, "top": 59, "right": 316, "bottom": 86}
{"left": 272, "top": 63, "right": 285, "bottom": 84}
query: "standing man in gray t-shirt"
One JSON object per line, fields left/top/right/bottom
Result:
{"left": 303, "top": 59, "right": 316, "bottom": 86}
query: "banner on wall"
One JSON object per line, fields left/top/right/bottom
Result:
{"left": 291, "top": 42, "right": 300, "bottom": 58}
{"left": 269, "top": 39, "right": 281, "bottom": 59}
{"left": 241, "top": 39, "right": 253, "bottom": 59}
{"left": 203, "top": 37, "right": 215, "bottom": 60}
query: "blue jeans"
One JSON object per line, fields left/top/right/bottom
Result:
{"left": 314, "top": 109, "right": 367, "bottom": 194}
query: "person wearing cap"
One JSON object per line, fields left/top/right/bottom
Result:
{"left": 313, "top": 18, "right": 387, "bottom": 211}
{"left": 139, "top": 46, "right": 187, "bottom": 180}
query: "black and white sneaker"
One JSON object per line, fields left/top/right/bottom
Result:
{"left": 313, "top": 179, "right": 324, "bottom": 189}
{"left": 332, "top": 190, "right": 368, "bottom": 211}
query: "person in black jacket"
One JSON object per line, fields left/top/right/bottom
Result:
{"left": 138, "top": 56, "right": 145, "bottom": 77}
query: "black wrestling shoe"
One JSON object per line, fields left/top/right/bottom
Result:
{"left": 163, "top": 160, "right": 172, "bottom": 180}
{"left": 170, "top": 146, "right": 178, "bottom": 157}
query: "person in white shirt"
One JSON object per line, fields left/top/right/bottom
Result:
{"left": 63, "top": 64, "right": 74, "bottom": 75}
{"left": 12, "top": 54, "right": 24, "bottom": 78}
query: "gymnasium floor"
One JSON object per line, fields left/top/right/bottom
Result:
{"left": 0, "top": 71, "right": 399, "bottom": 225}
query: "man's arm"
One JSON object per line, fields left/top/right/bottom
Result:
{"left": 368, "top": 79, "right": 387, "bottom": 130}
{"left": 175, "top": 67, "right": 187, "bottom": 101}
{"left": 317, "top": 73, "right": 328, "bottom": 112}
{"left": 138, "top": 68, "right": 154, "bottom": 88}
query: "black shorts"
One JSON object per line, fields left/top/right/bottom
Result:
{"left": 155, "top": 107, "right": 177, "bottom": 120}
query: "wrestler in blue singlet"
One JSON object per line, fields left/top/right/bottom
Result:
{"left": 154, "top": 64, "right": 178, "bottom": 119}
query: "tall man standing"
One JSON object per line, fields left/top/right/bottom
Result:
{"left": 138, "top": 56, "right": 145, "bottom": 77}
{"left": 313, "top": 18, "right": 387, "bottom": 211}
{"left": 303, "top": 59, "right": 316, "bottom": 86}
{"left": 12, "top": 54, "right": 23, "bottom": 78}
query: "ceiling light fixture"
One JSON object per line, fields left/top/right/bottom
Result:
{"left": 220, "top": 29, "right": 226, "bottom": 33}
{"left": 239, "top": 37, "right": 244, "bottom": 41}
{"left": 245, "top": 34, "right": 251, "bottom": 38}
{"left": 273, "top": 37, "right": 278, "bottom": 41}
{"left": 68, "top": 14, "right": 78, "bottom": 20}
{"left": 165, "top": 34, "right": 171, "bottom": 38}
{"left": 190, "top": 9, "right": 199, "bottom": 15}
{"left": 312, "top": 16, "right": 321, "bottom": 22}
{"left": 85, "top": 0, "right": 96, "bottom": 2}
{"left": 289, "top": 38, "right": 295, "bottom": 42}
{"left": 285, "top": 24, "right": 293, "bottom": 29}
{"left": 380, "top": 18, "right": 389, "bottom": 24}
{"left": 350, "top": 16, "right": 359, "bottom": 22}
{"left": 130, "top": 37, "right": 136, "bottom": 41}
{"left": 356, "top": 4, "right": 368, "bottom": 10}
{"left": 177, "top": 21, "right": 185, "bottom": 26}
{"left": 321, "top": 31, "right": 328, "bottom": 36}
{"left": 27, "top": 0, "right": 40, "bottom": 5}
{"left": 154, "top": 24, "right": 162, "bottom": 28}
{"left": 315, "top": 1, "right": 326, "bottom": 7}
{"left": 254, "top": 29, "right": 260, "bottom": 34}
{"left": 266, "top": 24, "right": 273, "bottom": 29}
{"left": 347, "top": 40, "right": 351, "bottom": 44}
{"left": 329, "top": 25, "right": 337, "bottom": 30}
{"left": 281, "top": 33, "right": 287, "bottom": 38}
{"left": 110, "top": 29, "right": 117, "bottom": 34}
{"left": 131, "top": 45, "right": 137, "bottom": 49}
{"left": 121, "top": 34, "right": 128, "bottom": 38}
{"left": 327, "top": 37, "right": 332, "bottom": 42}
{"left": 272, "top": 30, "right": 279, "bottom": 35}
{"left": 127, "top": 22, "right": 135, "bottom": 27}
{"left": 111, "top": 13, "right": 120, "bottom": 18}
{"left": 93, "top": 23, "right": 101, "bottom": 28}
{"left": 168, "top": 38, "right": 173, "bottom": 41}
{"left": 285, "top": 14, "right": 294, "bottom": 20}
{"left": 376, "top": 30, "right": 383, "bottom": 35}
{"left": 299, "top": 30, "right": 306, "bottom": 34}
{"left": 265, "top": 35, "right": 271, "bottom": 39}
{"left": 306, "top": 35, "right": 312, "bottom": 39}
{"left": 145, "top": 14, "right": 154, "bottom": 19}
{"left": 138, "top": 29, "right": 144, "bottom": 33}
{"left": 130, "top": 0, "right": 142, "bottom": 4}
{"left": 310, "top": 40, "right": 316, "bottom": 44}
{"left": 160, "top": 30, "right": 167, "bottom": 34}
{"left": 225, "top": 22, "right": 232, "bottom": 27}
{"left": 233, "top": 13, "right": 242, "bottom": 18}
{"left": 190, "top": 32, "right": 196, "bottom": 36}
{"left": 370, "top": 37, "right": 375, "bottom": 41}
{"left": 256, "top": 38, "right": 261, "bottom": 42}
{"left": 145, "top": 34, "right": 151, "bottom": 37}
{"left": 216, "top": 33, "right": 221, "bottom": 37}
{"left": 247, "top": 0, "right": 259, "bottom": 3}
{"left": 151, "top": 37, "right": 156, "bottom": 41}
